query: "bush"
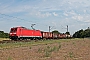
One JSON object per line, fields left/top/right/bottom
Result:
{"left": 0, "top": 31, "right": 9, "bottom": 38}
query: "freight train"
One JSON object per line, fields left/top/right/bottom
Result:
{"left": 9, "top": 26, "right": 71, "bottom": 40}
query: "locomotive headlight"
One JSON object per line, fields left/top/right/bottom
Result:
{"left": 10, "top": 33, "right": 12, "bottom": 34}
{"left": 10, "top": 33, "right": 16, "bottom": 35}
{"left": 13, "top": 33, "right": 16, "bottom": 34}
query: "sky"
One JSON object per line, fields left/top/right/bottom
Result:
{"left": 0, "top": 0, "right": 90, "bottom": 35}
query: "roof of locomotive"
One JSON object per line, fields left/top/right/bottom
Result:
{"left": 11, "top": 26, "right": 40, "bottom": 31}
{"left": 11, "top": 26, "right": 26, "bottom": 29}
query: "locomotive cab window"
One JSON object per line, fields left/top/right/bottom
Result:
{"left": 10, "top": 28, "right": 17, "bottom": 32}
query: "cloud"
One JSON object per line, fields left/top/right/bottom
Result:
{"left": 77, "top": 16, "right": 83, "bottom": 20}
{"left": 35, "top": 12, "right": 52, "bottom": 18}
{"left": 72, "top": 14, "right": 90, "bottom": 23}
{"left": 53, "top": 12, "right": 58, "bottom": 17}
{"left": 64, "top": 13, "right": 68, "bottom": 16}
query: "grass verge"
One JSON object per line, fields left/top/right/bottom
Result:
{"left": 0, "top": 38, "right": 10, "bottom": 41}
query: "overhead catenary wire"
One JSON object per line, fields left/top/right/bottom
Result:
{"left": 0, "top": 13, "right": 70, "bottom": 32}
{"left": 0, "top": 13, "right": 48, "bottom": 29}
{"left": 0, "top": 13, "right": 33, "bottom": 22}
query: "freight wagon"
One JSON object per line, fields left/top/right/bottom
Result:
{"left": 41, "top": 32, "right": 53, "bottom": 39}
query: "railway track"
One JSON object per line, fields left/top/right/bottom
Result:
{"left": 0, "top": 40, "right": 13, "bottom": 44}
{"left": 0, "top": 38, "right": 69, "bottom": 44}
{"left": 0, "top": 40, "right": 37, "bottom": 44}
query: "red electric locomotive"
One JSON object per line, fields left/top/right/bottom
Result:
{"left": 9, "top": 27, "right": 42, "bottom": 40}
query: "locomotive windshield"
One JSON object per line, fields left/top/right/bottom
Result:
{"left": 10, "top": 28, "right": 17, "bottom": 33}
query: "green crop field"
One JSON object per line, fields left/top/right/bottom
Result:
{"left": 0, "top": 38, "right": 86, "bottom": 49}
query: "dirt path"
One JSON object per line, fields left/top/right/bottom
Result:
{"left": 0, "top": 39, "right": 90, "bottom": 60}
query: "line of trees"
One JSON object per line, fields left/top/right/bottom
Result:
{"left": 52, "top": 30, "right": 70, "bottom": 35}
{"left": 73, "top": 27, "right": 90, "bottom": 38}
{"left": 0, "top": 31, "right": 9, "bottom": 38}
